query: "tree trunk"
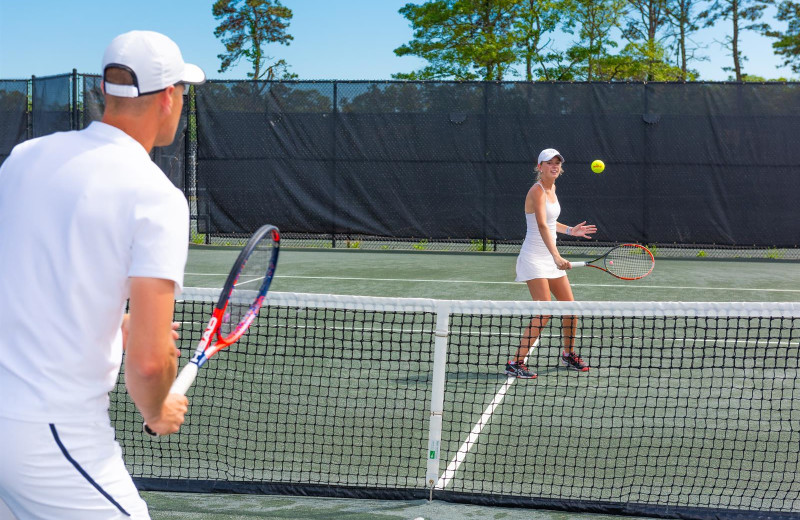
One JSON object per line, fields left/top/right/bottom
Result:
{"left": 680, "top": 24, "right": 687, "bottom": 79}
{"left": 732, "top": 0, "right": 742, "bottom": 80}
{"left": 526, "top": 54, "right": 533, "bottom": 81}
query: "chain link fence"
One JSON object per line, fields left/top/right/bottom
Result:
{"left": 2, "top": 75, "right": 798, "bottom": 259}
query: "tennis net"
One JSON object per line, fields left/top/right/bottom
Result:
{"left": 111, "top": 288, "right": 800, "bottom": 519}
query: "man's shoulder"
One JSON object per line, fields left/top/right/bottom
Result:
{"left": 8, "top": 130, "right": 72, "bottom": 156}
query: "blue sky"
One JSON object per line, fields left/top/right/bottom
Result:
{"left": 0, "top": 0, "right": 795, "bottom": 81}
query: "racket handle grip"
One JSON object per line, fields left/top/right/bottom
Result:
{"left": 571, "top": 261, "right": 586, "bottom": 267}
{"left": 170, "top": 362, "right": 199, "bottom": 396}
{"left": 143, "top": 362, "right": 199, "bottom": 437}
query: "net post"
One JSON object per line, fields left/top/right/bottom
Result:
{"left": 425, "top": 301, "right": 450, "bottom": 499}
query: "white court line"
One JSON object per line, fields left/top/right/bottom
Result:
{"left": 435, "top": 339, "right": 539, "bottom": 490}
{"left": 233, "top": 278, "right": 263, "bottom": 288}
{"left": 185, "top": 273, "right": 800, "bottom": 293}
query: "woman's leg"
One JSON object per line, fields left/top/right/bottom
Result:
{"left": 547, "top": 276, "right": 576, "bottom": 354}
{"left": 511, "top": 278, "right": 551, "bottom": 363}
{"left": 548, "top": 276, "right": 589, "bottom": 370}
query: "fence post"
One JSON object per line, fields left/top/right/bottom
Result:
{"left": 482, "top": 82, "right": 489, "bottom": 252}
{"left": 72, "top": 69, "right": 79, "bottom": 130}
{"left": 185, "top": 84, "right": 195, "bottom": 242}
{"left": 29, "top": 75, "right": 35, "bottom": 139}
{"left": 331, "top": 81, "right": 338, "bottom": 249}
{"left": 642, "top": 83, "right": 651, "bottom": 244}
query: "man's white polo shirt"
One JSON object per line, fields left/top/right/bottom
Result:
{"left": 0, "top": 121, "right": 189, "bottom": 423}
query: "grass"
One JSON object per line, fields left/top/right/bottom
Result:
{"left": 766, "top": 247, "right": 785, "bottom": 260}
{"left": 468, "top": 239, "right": 493, "bottom": 252}
{"left": 190, "top": 230, "right": 206, "bottom": 245}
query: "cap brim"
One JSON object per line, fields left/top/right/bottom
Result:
{"left": 538, "top": 153, "right": 564, "bottom": 164}
{"left": 181, "top": 63, "right": 206, "bottom": 85}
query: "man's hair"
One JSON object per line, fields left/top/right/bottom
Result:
{"left": 104, "top": 66, "right": 136, "bottom": 86}
{"left": 103, "top": 66, "right": 154, "bottom": 114}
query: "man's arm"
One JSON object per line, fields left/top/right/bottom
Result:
{"left": 124, "top": 277, "right": 187, "bottom": 435}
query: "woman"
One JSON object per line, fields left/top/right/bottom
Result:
{"left": 505, "top": 148, "right": 597, "bottom": 379}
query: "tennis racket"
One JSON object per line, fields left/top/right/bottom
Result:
{"left": 570, "top": 243, "right": 654, "bottom": 280}
{"left": 144, "top": 224, "right": 280, "bottom": 436}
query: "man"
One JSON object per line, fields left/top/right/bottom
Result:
{"left": 0, "top": 31, "right": 205, "bottom": 519}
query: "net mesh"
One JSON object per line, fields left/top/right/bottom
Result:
{"left": 111, "top": 289, "right": 800, "bottom": 517}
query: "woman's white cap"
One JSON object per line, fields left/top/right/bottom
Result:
{"left": 102, "top": 30, "right": 206, "bottom": 98}
{"left": 537, "top": 148, "right": 564, "bottom": 164}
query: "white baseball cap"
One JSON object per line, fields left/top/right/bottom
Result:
{"left": 102, "top": 30, "right": 206, "bottom": 98}
{"left": 537, "top": 148, "right": 564, "bottom": 164}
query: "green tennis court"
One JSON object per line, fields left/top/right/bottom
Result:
{"left": 118, "top": 248, "right": 800, "bottom": 520}
{"left": 185, "top": 247, "right": 800, "bottom": 302}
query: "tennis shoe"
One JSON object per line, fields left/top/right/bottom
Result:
{"left": 505, "top": 361, "right": 537, "bottom": 379}
{"left": 560, "top": 351, "right": 590, "bottom": 372}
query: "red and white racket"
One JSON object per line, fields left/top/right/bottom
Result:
{"left": 144, "top": 224, "right": 280, "bottom": 436}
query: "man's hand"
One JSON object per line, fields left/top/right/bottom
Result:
{"left": 143, "top": 393, "right": 189, "bottom": 436}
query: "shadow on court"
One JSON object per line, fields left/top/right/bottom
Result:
{"left": 143, "top": 492, "right": 655, "bottom": 520}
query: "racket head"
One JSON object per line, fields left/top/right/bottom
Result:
{"left": 603, "top": 243, "right": 654, "bottom": 280}
{"left": 215, "top": 224, "right": 280, "bottom": 346}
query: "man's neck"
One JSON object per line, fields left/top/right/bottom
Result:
{"left": 101, "top": 114, "right": 157, "bottom": 153}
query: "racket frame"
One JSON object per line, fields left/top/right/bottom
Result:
{"left": 184, "top": 223, "right": 280, "bottom": 375}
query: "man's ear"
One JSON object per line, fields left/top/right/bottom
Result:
{"left": 159, "top": 85, "right": 176, "bottom": 113}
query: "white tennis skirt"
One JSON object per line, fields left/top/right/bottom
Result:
{"left": 515, "top": 251, "right": 565, "bottom": 281}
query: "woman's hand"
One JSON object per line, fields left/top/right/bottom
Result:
{"left": 570, "top": 221, "right": 597, "bottom": 239}
{"left": 554, "top": 255, "right": 571, "bottom": 270}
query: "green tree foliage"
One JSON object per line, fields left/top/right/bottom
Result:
{"left": 622, "top": 0, "right": 670, "bottom": 43}
{"left": 393, "top": 0, "right": 519, "bottom": 80}
{"left": 594, "top": 40, "right": 691, "bottom": 79}
{"left": 339, "top": 82, "right": 485, "bottom": 112}
{"left": 698, "top": 0, "right": 772, "bottom": 80}
{"left": 198, "top": 82, "right": 332, "bottom": 112}
{"left": 765, "top": 1, "right": 800, "bottom": 74}
{"left": 0, "top": 88, "right": 27, "bottom": 111}
{"left": 664, "top": 0, "right": 705, "bottom": 79}
{"left": 510, "top": 0, "right": 562, "bottom": 80}
{"left": 612, "top": 0, "right": 696, "bottom": 80}
{"left": 395, "top": 0, "right": 789, "bottom": 81}
{"left": 212, "top": 0, "right": 296, "bottom": 80}
{"left": 620, "top": 0, "right": 672, "bottom": 80}
{"left": 561, "top": 0, "right": 629, "bottom": 80}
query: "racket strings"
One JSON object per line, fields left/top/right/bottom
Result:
{"left": 223, "top": 242, "right": 274, "bottom": 337}
{"left": 605, "top": 247, "right": 653, "bottom": 279}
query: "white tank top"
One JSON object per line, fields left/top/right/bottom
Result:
{"left": 520, "top": 182, "right": 560, "bottom": 257}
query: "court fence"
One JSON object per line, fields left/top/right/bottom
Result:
{"left": 2, "top": 74, "right": 799, "bottom": 259}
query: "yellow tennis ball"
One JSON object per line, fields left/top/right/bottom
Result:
{"left": 591, "top": 160, "right": 605, "bottom": 173}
